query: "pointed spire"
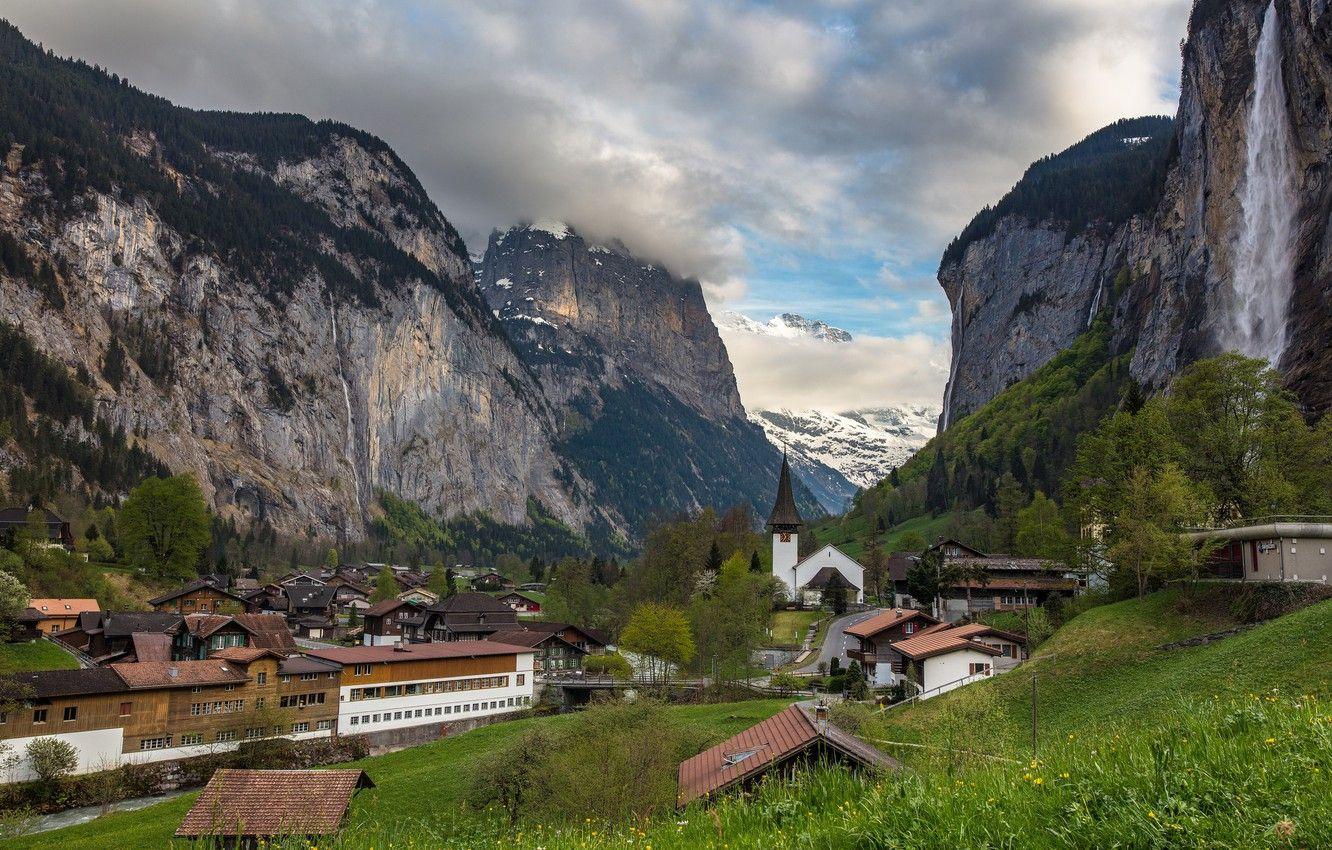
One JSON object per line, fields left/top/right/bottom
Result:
{"left": 767, "top": 452, "right": 805, "bottom": 530}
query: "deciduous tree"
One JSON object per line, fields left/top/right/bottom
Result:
{"left": 117, "top": 475, "right": 211, "bottom": 581}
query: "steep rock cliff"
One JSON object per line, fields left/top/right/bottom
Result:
{"left": 477, "top": 223, "right": 819, "bottom": 534}
{"left": 940, "top": 0, "right": 1332, "bottom": 427}
{"left": 0, "top": 23, "right": 585, "bottom": 538}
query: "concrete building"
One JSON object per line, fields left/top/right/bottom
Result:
{"left": 1184, "top": 520, "right": 1332, "bottom": 583}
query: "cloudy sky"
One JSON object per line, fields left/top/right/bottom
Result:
{"left": 3, "top": 0, "right": 1190, "bottom": 411}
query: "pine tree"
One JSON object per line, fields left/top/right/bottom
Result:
{"left": 749, "top": 551, "right": 762, "bottom": 573}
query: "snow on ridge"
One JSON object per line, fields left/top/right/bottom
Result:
{"left": 529, "top": 218, "right": 571, "bottom": 240}
{"left": 494, "top": 277, "right": 513, "bottom": 289}
{"left": 715, "top": 310, "right": 852, "bottom": 343}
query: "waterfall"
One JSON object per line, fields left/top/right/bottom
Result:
{"left": 329, "top": 296, "right": 364, "bottom": 520}
{"left": 939, "top": 309, "right": 962, "bottom": 432}
{"left": 1228, "top": 1, "right": 1297, "bottom": 366}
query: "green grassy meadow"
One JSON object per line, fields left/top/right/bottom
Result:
{"left": 0, "top": 641, "right": 78, "bottom": 675}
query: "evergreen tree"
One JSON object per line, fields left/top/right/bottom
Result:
{"left": 749, "top": 550, "right": 762, "bottom": 573}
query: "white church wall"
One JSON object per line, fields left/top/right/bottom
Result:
{"left": 793, "top": 545, "right": 864, "bottom": 603}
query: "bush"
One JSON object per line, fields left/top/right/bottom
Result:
{"left": 25, "top": 738, "right": 77, "bottom": 784}
{"left": 583, "top": 652, "right": 633, "bottom": 679}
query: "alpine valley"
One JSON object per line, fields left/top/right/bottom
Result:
{"left": 0, "top": 21, "right": 820, "bottom": 553}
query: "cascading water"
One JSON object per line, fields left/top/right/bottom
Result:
{"left": 1228, "top": 0, "right": 1297, "bottom": 366}
{"left": 939, "top": 309, "right": 962, "bottom": 432}
{"left": 329, "top": 296, "right": 364, "bottom": 521}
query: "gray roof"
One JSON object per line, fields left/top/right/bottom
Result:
{"left": 8, "top": 667, "right": 127, "bottom": 699}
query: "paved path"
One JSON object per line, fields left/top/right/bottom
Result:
{"left": 795, "top": 608, "right": 884, "bottom": 674}
{"left": 294, "top": 636, "right": 340, "bottom": 650}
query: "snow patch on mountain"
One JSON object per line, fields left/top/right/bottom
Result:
{"left": 716, "top": 311, "right": 853, "bottom": 343}
{"left": 750, "top": 404, "right": 939, "bottom": 513}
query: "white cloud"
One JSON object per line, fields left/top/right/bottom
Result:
{"left": 720, "top": 328, "right": 949, "bottom": 413}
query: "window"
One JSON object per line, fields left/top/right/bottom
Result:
{"left": 362, "top": 715, "right": 369, "bottom": 724}
{"left": 317, "top": 719, "right": 333, "bottom": 731}
{"left": 140, "top": 736, "right": 171, "bottom": 750}
{"left": 445, "top": 706, "right": 452, "bottom": 715}
{"left": 414, "top": 709, "right": 422, "bottom": 717}
{"left": 0, "top": 713, "right": 7, "bottom": 724}
{"left": 903, "top": 622, "right": 916, "bottom": 635}
{"left": 516, "top": 674, "right": 525, "bottom": 686}
{"left": 394, "top": 711, "right": 403, "bottom": 720}
{"left": 191, "top": 686, "right": 203, "bottom": 694}
{"left": 354, "top": 664, "right": 372, "bottom": 677}
{"left": 280, "top": 675, "right": 292, "bottom": 684}
{"left": 372, "top": 714, "right": 381, "bottom": 723}
{"left": 434, "top": 707, "right": 442, "bottom": 716}
{"left": 180, "top": 733, "right": 203, "bottom": 746}
{"left": 32, "top": 708, "right": 47, "bottom": 724}
{"left": 216, "top": 730, "right": 237, "bottom": 742}
{"left": 968, "top": 663, "right": 992, "bottom": 676}
{"left": 292, "top": 722, "right": 309, "bottom": 733}
{"left": 62, "top": 706, "right": 78, "bottom": 722}
{"left": 224, "top": 684, "right": 235, "bottom": 692}
{"left": 119, "top": 701, "right": 132, "bottom": 716}
{"left": 350, "top": 716, "right": 360, "bottom": 726}
{"left": 256, "top": 672, "right": 267, "bottom": 685}
{"left": 300, "top": 673, "right": 318, "bottom": 681}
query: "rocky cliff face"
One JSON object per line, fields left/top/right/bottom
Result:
{"left": 477, "top": 224, "right": 817, "bottom": 535}
{"left": 939, "top": 0, "right": 1332, "bottom": 427}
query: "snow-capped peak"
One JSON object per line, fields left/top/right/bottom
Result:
{"left": 529, "top": 218, "right": 571, "bottom": 240}
{"left": 716, "top": 310, "right": 852, "bottom": 343}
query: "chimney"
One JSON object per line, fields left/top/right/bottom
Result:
{"left": 813, "top": 700, "right": 829, "bottom": 731}
{"left": 894, "top": 608, "right": 901, "bottom": 617}
{"left": 393, "top": 639, "right": 409, "bottom": 652}
{"left": 167, "top": 666, "right": 179, "bottom": 679}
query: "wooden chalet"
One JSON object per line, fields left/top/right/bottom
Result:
{"left": 404, "top": 592, "right": 518, "bottom": 643}
{"left": 361, "top": 599, "right": 423, "bottom": 646}
{"left": 175, "top": 768, "right": 373, "bottom": 844}
{"left": 677, "top": 703, "right": 895, "bottom": 807}
{"left": 495, "top": 590, "right": 542, "bottom": 613}
{"left": 845, "top": 608, "right": 941, "bottom": 685}
{"left": 485, "top": 629, "right": 585, "bottom": 673}
{"left": 519, "top": 621, "right": 610, "bottom": 654}
{"left": 0, "top": 506, "right": 73, "bottom": 549}
{"left": 149, "top": 578, "right": 255, "bottom": 614}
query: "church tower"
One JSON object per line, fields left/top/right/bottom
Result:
{"left": 767, "top": 452, "right": 805, "bottom": 600}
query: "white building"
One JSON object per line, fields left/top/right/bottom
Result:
{"left": 305, "top": 640, "right": 535, "bottom": 735}
{"left": 768, "top": 455, "right": 863, "bottom": 604}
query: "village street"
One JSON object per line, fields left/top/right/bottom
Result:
{"left": 795, "top": 608, "right": 884, "bottom": 674}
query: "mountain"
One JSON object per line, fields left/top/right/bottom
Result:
{"left": 715, "top": 311, "right": 853, "bottom": 342}
{"left": 476, "top": 223, "right": 823, "bottom": 539}
{"left": 939, "top": 0, "right": 1332, "bottom": 429}
{"left": 0, "top": 21, "right": 811, "bottom": 549}
{"left": 749, "top": 405, "right": 938, "bottom": 513}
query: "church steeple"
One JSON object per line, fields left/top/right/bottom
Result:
{"left": 767, "top": 451, "right": 805, "bottom": 531}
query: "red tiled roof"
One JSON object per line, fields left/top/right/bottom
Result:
{"left": 844, "top": 608, "right": 938, "bottom": 639}
{"left": 111, "top": 659, "right": 249, "bottom": 689}
{"left": 947, "top": 623, "right": 1026, "bottom": 643}
{"left": 677, "top": 704, "right": 894, "bottom": 806}
{"left": 303, "top": 639, "right": 532, "bottom": 666}
{"left": 184, "top": 613, "right": 248, "bottom": 638}
{"left": 363, "top": 598, "right": 417, "bottom": 618}
{"left": 209, "top": 647, "right": 276, "bottom": 664}
{"left": 129, "top": 632, "right": 172, "bottom": 662}
{"left": 233, "top": 614, "right": 297, "bottom": 652}
{"left": 890, "top": 632, "right": 1002, "bottom": 661}
{"left": 175, "top": 769, "right": 373, "bottom": 837}
{"left": 27, "top": 598, "right": 100, "bottom": 617}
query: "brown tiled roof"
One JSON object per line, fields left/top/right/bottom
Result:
{"left": 130, "top": 631, "right": 173, "bottom": 662}
{"left": 111, "top": 659, "right": 249, "bottom": 689}
{"left": 844, "top": 608, "right": 938, "bottom": 639}
{"left": 233, "top": 613, "right": 297, "bottom": 651}
{"left": 184, "top": 613, "right": 248, "bottom": 638}
{"left": 677, "top": 704, "right": 894, "bottom": 806}
{"left": 279, "top": 655, "right": 343, "bottom": 675}
{"left": 425, "top": 591, "right": 512, "bottom": 614}
{"left": 209, "top": 647, "right": 275, "bottom": 664}
{"left": 304, "top": 639, "right": 532, "bottom": 666}
{"left": 175, "top": 769, "right": 374, "bottom": 838}
{"left": 364, "top": 598, "right": 416, "bottom": 618}
{"left": 947, "top": 623, "right": 1026, "bottom": 643}
{"left": 147, "top": 578, "right": 248, "bottom": 606}
{"left": 890, "top": 632, "right": 1002, "bottom": 661}
{"left": 27, "top": 598, "right": 100, "bottom": 617}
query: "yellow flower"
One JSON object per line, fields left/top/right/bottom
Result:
{"left": 1033, "top": 777, "right": 1044, "bottom": 786}
{"left": 1148, "top": 811, "right": 1157, "bottom": 820}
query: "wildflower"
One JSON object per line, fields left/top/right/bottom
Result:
{"left": 1147, "top": 811, "right": 1157, "bottom": 820}
{"left": 1274, "top": 819, "right": 1296, "bottom": 839}
{"left": 1033, "top": 777, "right": 1044, "bottom": 786}
{"left": 1060, "top": 772, "right": 1070, "bottom": 779}
{"left": 1265, "top": 738, "right": 1277, "bottom": 745}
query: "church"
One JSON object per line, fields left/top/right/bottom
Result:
{"left": 767, "top": 455, "right": 864, "bottom": 605}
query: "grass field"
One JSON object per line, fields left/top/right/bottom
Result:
{"left": 0, "top": 640, "right": 78, "bottom": 675}
{"left": 5, "top": 700, "right": 795, "bottom": 850}
{"left": 768, "top": 610, "right": 821, "bottom": 647}
{"left": 812, "top": 510, "right": 984, "bottom": 561}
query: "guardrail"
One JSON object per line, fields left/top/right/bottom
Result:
{"left": 1182, "top": 515, "right": 1332, "bottom": 531}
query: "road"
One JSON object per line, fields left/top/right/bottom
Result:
{"left": 794, "top": 608, "right": 884, "bottom": 674}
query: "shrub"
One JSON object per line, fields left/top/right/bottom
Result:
{"left": 25, "top": 738, "right": 77, "bottom": 784}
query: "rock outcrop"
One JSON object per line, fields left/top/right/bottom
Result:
{"left": 939, "top": 0, "right": 1332, "bottom": 428}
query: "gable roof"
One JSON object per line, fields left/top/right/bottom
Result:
{"left": 425, "top": 591, "right": 512, "bottom": 614}
{"left": 184, "top": 613, "right": 252, "bottom": 639}
{"left": 175, "top": 769, "right": 373, "bottom": 838}
{"left": 287, "top": 585, "right": 337, "bottom": 609}
{"left": 844, "top": 608, "right": 939, "bottom": 639}
{"left": 946, "top": 622, "right": 1026, "bottom": 644}
{"left": 148, "top": 578, "right": 248, "bottom": 607}
{"left": 927, "top": 539, "right": 990, "bottom": 558}
{"left": 802, "top": 566, "right": 854, "bottom": 590}
{"left": 26, "top": 598, "right": 100, "bottom": 617}
{"left": 890, "top": 631, "right": 1002, "bottom": 661}
{"left": 303, "top": 639, "right": 533, "bottom": 666}
{"left": 100, "top": 611, "right": 184, "bottom": 638}
{"left": 520, "top": 621, "right": 610, "bottom": 646}
{"left": 364, "top": 598, "right": 420, "bottom": 618}
{"left": 129, "top": 631, "right": 173, "bottom": 662}
{"left": 111, "top": 659, "right": 250, "bottom": 689}
{"left": 677, "top": 704, "right": 894, "bottom": 806}
{"left": 484, "top": 630, "right": 584, "bottom": 651}
{"left": 233, "top": 613, "right": 297, "bottom": 652}
{"left": 766, "top": 455, "right": 805, "bottom": 529}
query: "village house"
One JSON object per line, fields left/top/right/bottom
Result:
{"left": 0, "top": 654, "right": 341, "bottom": 780}
{"left": 19, "top": 598, "right": 100, "bottom": 635}
{"left": 403, "top": 592, "right": 519, "bottom": 643}
{"left": 1185, "top": 519, "right": 1332, "bottom": 582}
{"left": 471, "top": 570, "right": 516, "bottom": 591}
{"left": 485, "top": 629, "right": 585, "bottom": 673}
{"left": 396, "top": 586, "right": 439, "bottom": 606}
{"left": 520, "top": 621, "right": 610, "bottom": 654}
{"left": 885, "top": 629, "right": 1002, "bottom": 699}
{"left": 677, "top": 703, "right": 895, "bottom": 807}
{"left": 149, "top": 578, "right": 255, "bottom": 615}
{"left": 767, "top": 457, "right": 864, "bottom": 604}
{"left": 898, "top": 540, "right": 1085, "bottom": 622}
{"left": 56, "top": 611, "right": 185, "bottom": 663}
{"left": 0, "top": 506, "right": 73, "bottom": 550}
{"left": 286, "top": 585, "right": 337, "bottom": 620}
{"left": 361, "top": 599, "right": 424, "bottom": 646}
{"left": 845, "top": 608, "right": 942, "bottom": 686}
{"left": 171, "top": 614, "right": 253, "bottom": 660}
{"left": 304, "top": 640, "right": 535, "bottom": 735}
{"left": 495, "top": 590, "right": 542, "bottom": 614}
{"left": 176, "top": 768, "right": 375, "bottom": 843}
